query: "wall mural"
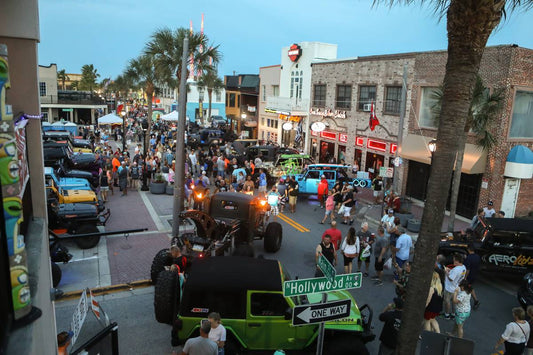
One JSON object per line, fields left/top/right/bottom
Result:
{"left": 0, "top": 43, "right": 34, "bottom": 322}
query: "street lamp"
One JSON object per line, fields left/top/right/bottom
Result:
{"left": 120, "top": 110, "right": 127, "bottom": 152}
{"left": 428, "top": 139, "right": 437, "bottom": 166}
{"left": 140, "top": 118, "right": 149, "bottom": 191}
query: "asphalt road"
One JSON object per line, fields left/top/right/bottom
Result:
{"left": 54, "top": 192, "right": 523, "bottom": 355}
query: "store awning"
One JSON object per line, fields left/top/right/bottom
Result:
{"left": 400, "top": 134, "right": 487, "bottom": 174}
{"left": 504, "top": 145, "right": 533, "bottom": 179}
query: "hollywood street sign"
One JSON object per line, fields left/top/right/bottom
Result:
{"left": 283, "top": 273, "right": 362, "bottom": 297}
{"left": 292, "top": 299, "right": 351, "bottom": 326}
{"left": 317, "top": 254, "right": 336, "bottom": 283}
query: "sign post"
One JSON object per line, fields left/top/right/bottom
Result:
{"left": 317, "top": 254, "right": 336, "bottom": 283}
{"left": 292, "top": 299, "right": 351, "bottom": 326}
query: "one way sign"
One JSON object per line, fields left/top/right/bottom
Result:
{"left": 292, "top": 299, "right": 351, "bottom": 326}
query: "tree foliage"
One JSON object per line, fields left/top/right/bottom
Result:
{"left": 79, "top": 64, "right": 100, "bottom": 92}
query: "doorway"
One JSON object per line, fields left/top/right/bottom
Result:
{"left": 319, "top": 141, "right": 335, "bottom": 163}
{"left": 501, "top": 178, "right": 520, "bottom": 218}
{"left": 338, "top": 145, "right": 346, "bottom": 164}
{"left": 365, "top": 152, "right": 384, "bottom": 178}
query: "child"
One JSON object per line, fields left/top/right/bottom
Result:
{"left": 320, "top": 190, "right": 337, "bottom": 224}
{"left": 451, "top": 280, "right": 472, "bottom": 338}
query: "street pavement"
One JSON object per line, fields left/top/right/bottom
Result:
{"left": 53, "top": 141, "right": 520, "bottom": 354}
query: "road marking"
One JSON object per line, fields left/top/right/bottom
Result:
{"left": 139, "top": 191, "right": 167, "bottom": 232}
{"left": 278, "top": 213, "right": 310, "bottom": 232}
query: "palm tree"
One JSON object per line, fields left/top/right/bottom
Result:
{"left": 57, "top": 69, "right": 69, "bottom": 90}
{"left": 108, "top": 74, "right": 132, "bottom": 110}
{"left": 145, "top": 27, "right": 221, "bottom": 92}
{"left": 79, "top": 64, "right": 100, "bottom": 92}
{"left": 125, "top": 54, "right": 162, "bottom": 152}
{"left": 373, "top": 1, "right": 533, "bottom": 354}
{"left": 197, "top": 68, "right": 225, "bottom": 123}
{"left": 431, "top": 76, "right": 504, "bottom": 231}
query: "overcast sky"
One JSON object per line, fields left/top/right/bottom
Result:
{"left": 38, "top": 0, "right": 533, "bottom": 80}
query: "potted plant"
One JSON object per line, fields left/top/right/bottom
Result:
{"left": 150, "top": 173, "right": 167, "bottom": 194}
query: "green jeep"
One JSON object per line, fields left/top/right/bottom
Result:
{"left": 154, "top": 257, "right": 374, "bottom": 354}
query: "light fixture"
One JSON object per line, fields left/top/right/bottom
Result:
{"left": 282, "top": 122, "right": 293, "bottom": 131}
{"left": 428, "top": 139, "right": 437, "bottom": 153}
{"left": 241, "top": 113, "right": 247, "bottom": 119}
{"left": 310, "top": 121, "right": 326, "bottom": 132}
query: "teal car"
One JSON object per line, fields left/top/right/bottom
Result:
{"left": 294, "top": 164, "right": 351, "bottom": 194}
{"left": 45, "top": 167, "right": 92, "bottom": 191}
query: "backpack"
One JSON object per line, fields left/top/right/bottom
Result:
{"left": 131, "top": 166, "right": 140, "bottom": 179}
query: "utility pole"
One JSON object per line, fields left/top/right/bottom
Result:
{"left": 392, "top": 64, "right": 408, "bottom": 195}
{"left": 172, "top": 37, "right": 189, "bottom": 237}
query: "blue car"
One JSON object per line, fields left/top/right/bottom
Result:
{"left": 45, "top": 167, "right": 92, "bottom": 191}
{"left": 294, "top": 164, "right": 351, "bottom": 194}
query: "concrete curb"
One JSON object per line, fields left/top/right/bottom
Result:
{"left": 56, "top": 279, "right": 153, "bottom": 301}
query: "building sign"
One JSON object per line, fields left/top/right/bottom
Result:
{"left": 310, "top": 108, "right": 347, "bottom": 119}
{"left": 320, "top": 131, "right": 337, "bottom": 140}
{"left": 390, "top": 144, "right": 398, "bottom": 154}
{"left": 367, "top": 139, "right": 387, "bottom": 152}
{"left": 288, "top": 43, "right": 302, "bottom": 62}
{"left": 310, "top": 121, "right": 326, "bottom": 132}
{"left": 247, "top": 105, "right": 256, "bottom": 113}
{"left": 279, "top": 114, "right": 304, "bottom": 122}
{"left": 339, "top": 133, "right": 348, "bottom": 143}
{"left": 355, "top": 137, "right": 364, "bottom": 147}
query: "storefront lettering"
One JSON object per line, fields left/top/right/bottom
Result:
{"left": 310, "top": 108, "right": 347, "bottom": 119}
{"left": 488, "top": 254, "right": 517, "bottom": 266}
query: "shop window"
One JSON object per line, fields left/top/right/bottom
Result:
{"left": 215, "top": 91, "right": 222, "bottom": 102}
{"left": 39, "top": 82, "right": 46, "bottom": 97}
{"left": 419, "top": 87, "right": 440, "bottom": 128}
{"left": 509, "top": 90, "right": 533, "bottom": 138}
{"left": 313, "top": 84, "right": 326, "bottom": 107}
{"left": 262, "top": 85, "right": 266, "bottom": 101}
{"left": 237, "top": 95, "right": 240, "bottom": 107}
{"left": 229, "top": 93, "right": 236, "bottom": 107}
{"left": 272, "top": 85, "right": 279, "bottom": 97}
{"left": 336, "top": 85, "right": 352, "bottom": 109}
{"left": 384, "top": 86, "right": 402, "bottom": 115}
{"left": 358, "top": 85, "right": 376, "bottom": 110}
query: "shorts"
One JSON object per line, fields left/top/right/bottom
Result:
{"left": 424, "top": 311, "right": 439, "bottom": 320}
{"left": 455, "top": 311, "right": 470, "bottom": 325}
{"left": 325, "top": 209, "right": 333, "bottom": 216}
{"left": 343, "top": 206, "right": 352, "bottom": 217}
{"left": 289, "top": 195, "right": 297, "bottom": 205}
{"left": 395, "top": 256, "right": 407, "bottom": 268}
{"left": 373, "top": 190, "right": 380, "bottom": 197}
{"left": 267, "top": 205, "right": 279, "bottom": 216}
{"left": 343, "top": 254, "right": 355, "bottom": 266}
{"left": 100, "top": 186, "right": 109, "bottom": 191}
{"left": 443, "top": 290, "right": 454, "bottom": 306}
{"left": 374, "top": 257, "right": 384, "bottom": 271}
{"left": 258, "top": 185, "right": 267, "bottom": 193}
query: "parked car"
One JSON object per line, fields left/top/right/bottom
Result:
{"left": 154, "top": 257, "right": 374, "bottom": 354}
{"left": 150, "top": 192, "right": 282, "bottom": 284}
{"left": 44, "top": 167, "right": 91, "bottom": 191}
{"left": 268, "top": 153, "right": 314, "bottom": 179}
{"left": 210, "top": 115, "right": 227, "bottom": 128}
{"left": 244, "top": 145, "right": 299, "bottom": 163}
{"left": 294, "top": 164, "right": 351, "bottom": 194}
{"left": 43, "top": 142, "right": 100, "bottom": 177}
{"left": 518, "top": 273, "right": 533, "bottom": 308}
{"left": 56, "top": 164, "right": 99, "bottom": 188}
{"left": 45, "top": 178, "right": 102, "bottom": 211}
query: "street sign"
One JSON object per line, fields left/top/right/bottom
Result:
{"left": 62, "top": 108, "right": 73, "bottom": 112}
{"left": 283, "top": 273, "right": 362, "bottom": 297}
{"left": 317, "top": 254, "right": 336, "bottom": 283}
{"left": 292, "top": 299, "right": 351, "bottom": 326}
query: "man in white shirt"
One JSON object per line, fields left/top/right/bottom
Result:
{"left": 381, "top": 209, "right": 395, "bottom": 238}
{"left": 483, "top": 200, "right": 496, "bottom": 218}
{"left": 393, "top": 227, "right": 412, "bottom": 269}
{"left": 443, "top": 253, "right": 467, "bottom": 320}
{"left": 189, "top": 149, "right": 198, "bottom": 177}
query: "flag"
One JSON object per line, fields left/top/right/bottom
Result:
{"left": 294, "top": 119, "right": 303, "bottom": 145}
{"left": 369, "top": 101, "right": 380, "bottom": 131}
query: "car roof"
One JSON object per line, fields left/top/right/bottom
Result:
{"left": 186, "top": 257, "right": 282, "bottom": 292}
{"left": 211, "top": 191, "right": 254, "bottom": 204}
{"left": 487, "top": 218, "right": 533, "bottom": 233}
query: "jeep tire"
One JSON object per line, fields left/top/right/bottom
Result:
{"left": 154, "top": 270, "right": 181, "bottom": 325}
{"left": 324, "top": 336, "right": 368, "bottom": 355}
{"left": 264, "top": 222, "right": 282, "bottom": 253}
{"left": 150, "top": 248, "right": 172, "bottom": 284}
{"left": 51, "top": 262, "right": 62, "bottom": 288}
{"left": 74, "top": 224, "right": 101, "bottom": 249}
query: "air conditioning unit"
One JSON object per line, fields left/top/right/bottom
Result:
{"left": 362, "top": 104, "right": 372, "bottom": 112}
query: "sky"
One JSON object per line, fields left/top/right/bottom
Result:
{"left": 38, "top": 0, "right": 533, "bottom": 80}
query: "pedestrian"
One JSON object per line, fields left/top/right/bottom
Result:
{"left": 371, "top": 175, "right": 383, "bottom": 204}
{"left": 317, "top": 175, "right": 329, "bottom": 208}
{"left": 393, "top": 262, "right": 411, "bottom": 298}
{"left": 266, "top": 185, "right": 281, "bottom": 221}
{"left": 378, "top": 297, "right": 403, "bottom": 355}
{"left": 339, "top": 185, "right": 356, "bottom": 225}
{"left": 287, "top": 176, "right": 299, "bottom": 213}
{"left": 371, "top": 226, "right": 388, "bottom": 285}
{"left": 392, "top": 227, "right": 412, "bottom": 271}
{"left": 483, "top": 200, "right": 496, "bottom": 218}
{"left": 423, "top": 271, "right": 443, "bottom": 333}
{"left": 276, "top": 179, "right": 288, "bottom": 213}
{"left": 495, "top": 307, "right": 531, "bottom": 354}
{"left": 321, "top": 221, "right": 342, "bottom": 251}
{"left": 443, "top": 253, "right": 466, "bottom": 320}
{"left": 99, "top": 168, "right": 109, "bottom": 202}
{"left": 464, "top": 244, "right": 481, "bottom": 309}
{"left": 449, "top": 280, "right": 472, "bottom": 339}
{"left": 357, "top": 222, "right": 373, "bottom": 277}
{"left": 170, "top": 245, "right": 187, "bottom": 273}
{"left": 257, "top": 168, "right": 267, "bottom": 196}
{"left": 315, "top": 234, "right": 337, "bottom": 277}
{"left": 207, "top": 312, "right": 226, "bottom": 355}
{"left": 111, "top": 155, "right": 120, "bottom": 187}
{"left": 180, "top": 319, "right": 217, "bottom": 355}
{"left": 320, "top": 190, "right": 337, "bottom": 224}
{"left": 118, "top": 161, "right": 129, "bottom": 196}
{"left": 130, "top": 162, "right": 140, "bottom": 189}
{"left": 340, "top": 227, "right": 359, "bottom": 274}
{"left": 526, "top": 306, "right": 533, "bottom": 354}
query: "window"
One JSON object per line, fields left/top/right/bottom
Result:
{"left": 384, "top": 86, "right": 402, "bottom": 115}
{"left": 336, "top": 85, "right": 352, "bottom": 109}
{"left": 262, "top": 85, "right": 266, "bottom": 101}
{"left": 272, "top": 85, "right": 279, "bottom": 97}
{"left": 510, "top": 90, "right": 533, "bottom": 138}
{"left": 290, "top": 72, "right": 303, "bottom": 99}
{"left": 229, "top": 93, "right": 236, "bottom": 107}
{"left": 41, "top": 112, "right": 48, "bottom": 121}
{"left": 419, "top": 87, "right": 440, "bottom": 128}
{"left": 215, "top": 91, "right": 222, "bottom": 102}
{"left": 237, "top": 95, "right": 240, "bottom": 108}
{"left": 357, "top": 85, "right": 376, "bottom": 110}
{"left": 39, "top": 82, "right": 46, "bottom": 97}
{"left": 313, "top": 84, "right": 326, "bottom": 107}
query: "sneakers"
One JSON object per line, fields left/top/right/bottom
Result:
{"left": 474, "top": 300, "right": 480, "bottom": 310}
{"left": 374, "top": 280, "right": 383, "bottom": 286}
{"left": 349, "top": 219, "right": 354, "bottom": 225}
{"left": 444, "top": 314, "right": 455, "bottom": 320}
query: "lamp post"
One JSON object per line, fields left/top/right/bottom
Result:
{"left": 428, "top": 139, "right": 437, "bottom": 166}
{"left": 120, "top": 110, "right": 127, "bottom": 152}
{"left": 140, "top": 118, "right": 149, "bottom": 191}
{"left": 198, "top": 85, "right": 205, "bottom": 126}
{"left": 240, "top": 113, "right": 247, "bottom": 138}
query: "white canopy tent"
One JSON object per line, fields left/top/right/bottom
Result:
{"left": 161, "top": 111, "right": 180, "bottom": 121}
{"left": 97, "top": 113, "right": 123, "bottom": 125}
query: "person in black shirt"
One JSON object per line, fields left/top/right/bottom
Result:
{"left": 464, "top": 244, "right": 481, "bottom": 309}
{"left": 379, "top": 297, "right": 403, "bottom": 355}
{"left": 315, "top": 234, "right": 337, "bottom": 277}
{"left": 287, "top": 176, "right": 299, "bottom": 213}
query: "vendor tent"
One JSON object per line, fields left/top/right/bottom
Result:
{"left": 97, "top": 113, "right": 123, "bottom": 125}
{"left": 161, "top": 111, "right": 180, "bottom": 121}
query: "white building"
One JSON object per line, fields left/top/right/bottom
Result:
{"left": 263, "top": 42, "right": 337, "bottom": 152}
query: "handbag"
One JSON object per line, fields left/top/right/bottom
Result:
{"left": 384, "top": 257, "right": 393, "bottom": 270}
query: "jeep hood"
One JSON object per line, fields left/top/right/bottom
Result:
{"left": 58, "top": 177, "right": 91, "bottom": 190}
{"left": 62, "top": 189, "right": 97, "bottom": 201}
{"left": 307, "top": 290, "right": 364, "bottom": 332}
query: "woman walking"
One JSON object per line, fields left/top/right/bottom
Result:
{"left": 450, "top": 280, "right": 472, "bottom": 339}
{"left": 99, "top": 168, "right": 110, "bottom": 202}
{"left": 423, "top": 271, "right": 443, "bottom": 333}
{"left": 495, "top": 307, "right": 531, "bottom": 354}
{"left": 340, "top": 227, "right": 359, "bottom": 274}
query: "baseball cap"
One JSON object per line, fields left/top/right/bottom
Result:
{"left": 202, "top": 171, "right": 206, "bottom": 175}
{"left": 488, "top": 200, "right": 493, "bottom": 206}
{"left": 388, "top": 209, "right": 394, "bottom": 214}
{"left": 321, "top": 175, "right": 326, "bottom": 178}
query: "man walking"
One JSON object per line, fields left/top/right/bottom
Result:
{"left": 372, "top": 226, "right": 389, "bottom": 286}
{"left": 315, "top": 234, "right": 337, "bottom": 277}
{"left": 287, "top": 176, "right": 299, "bottom": 213}
{"left": 180, "top": 319, "right": 217, "bottom": 355}
{"left": 443, "top": 254, "right": 466, "bottom": 320}
{"left": 317, "top": 175, "right": 329, "bottom": 208}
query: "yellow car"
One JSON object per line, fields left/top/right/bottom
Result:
{"left": 46, "top": 178, "right": 98, "bottom": 205}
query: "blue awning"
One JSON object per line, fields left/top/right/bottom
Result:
{"left": 504, "top": 145, "right": 533, "bottom": 179}
{"left": 506, "top": 145, "right": 533, "bottom": 164}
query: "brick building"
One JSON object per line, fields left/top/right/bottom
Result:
{"left": 310, "top": 45, "right": 533, "bottom": 218}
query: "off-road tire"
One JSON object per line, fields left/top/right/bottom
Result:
{"left": 264, "top": 222, "right": 282, "bottom": 253}
{"left": 232, "top": 244, "right": 254, "bottom": 257}
{"left": 74, "top": 224, "right": 101, "bottom": 249}
{"left": 150, "top": 248, "right": 172, "bottom": 284}
{"left": 51, "top": 262, "right": 62, "bottom": 288}
{"left": 154, "top": 270, "right": 181, "bottom": 325}
{"left": 324, "top": 336, "right": 368, "bottom": 355}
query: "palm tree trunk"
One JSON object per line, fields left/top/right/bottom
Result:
{"left": 207, "top": 89, "right": 213, "bottom": 123}
{"left": 146, "top": 91, "right": 153, "bottom": 155}
{"left": 447, "top": 133, "right": 466, "bottom": 231}
{"left": 396, "top": 1, "right": 502, "bottom": 354}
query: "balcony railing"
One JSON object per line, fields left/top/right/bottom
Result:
{"left": 266, "top": 96, "right": 309, "bottom": 112}
{"left": 41, "top": 91, "right": 106, "bottom": 105}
